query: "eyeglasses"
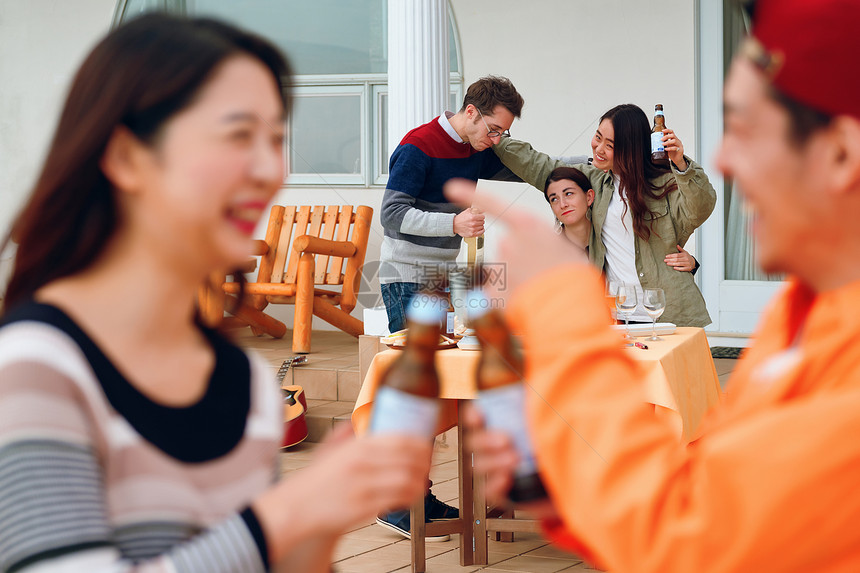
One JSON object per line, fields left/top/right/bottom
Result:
{"left": 477, "top": 108, "right": 510, "bottom": 139}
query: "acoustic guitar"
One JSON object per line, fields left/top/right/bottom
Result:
{"left": 277, "top": 356, "right": 309, "bottom": 448}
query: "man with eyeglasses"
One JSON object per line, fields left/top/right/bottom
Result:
{"left": 450, "top": 0, "right": 860, "bottom": 570}
{"left": 375, "top": 75, "right": 523, "bottom": 541}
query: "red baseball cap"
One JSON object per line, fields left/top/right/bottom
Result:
{"left": 748, "top": 0, "right": 860, "bottom": 119}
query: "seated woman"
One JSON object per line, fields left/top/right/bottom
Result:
{"left": 0, "top": 14, "right": 430, "bottom": 573}
{"left": 544, "top": 166, "right": 699, "bottom": 273}
{"left": 496, "top": 104, "right": 716, "bottom": 327}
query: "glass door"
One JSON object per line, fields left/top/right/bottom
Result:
{"left": 696, "top": 0, "right": 785, "bottom": 334}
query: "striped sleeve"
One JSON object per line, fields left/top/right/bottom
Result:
{"left": 0, "top": 325, "right": 269, "bottom": 573}
{"left": 0, "top": 439, "right": 268, "bottom": 573}
{"left": 0, "top": 440, "right": 113, "bottom": 572}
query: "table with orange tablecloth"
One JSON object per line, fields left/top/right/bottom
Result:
{"left": 353, "top": 327, "right": 721, "bottom": 441}
{"left": 351, "top": 326, "right": 722, "bottom": 571}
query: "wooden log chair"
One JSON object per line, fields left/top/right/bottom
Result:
{"left": 220, "top": 204, "right": 373, "bottom": 353}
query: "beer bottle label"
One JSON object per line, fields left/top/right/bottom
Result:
{"left": 370, "top": 386, "right": 440, "bottom": 438}
{"left": 477, "top": 385, "right": 539, "bottom": 478}
{"left": 651, "top": 131, "right": 665, "bottom": 154}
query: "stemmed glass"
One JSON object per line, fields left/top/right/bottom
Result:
{"left": 643, "top": 288, "right": 666, "bottom": 341}
{"left": 614, "top": 283, "right": 638, "bottom": 340}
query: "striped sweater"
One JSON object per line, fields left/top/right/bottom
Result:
{"left": 379, "top": 113, "right": 513, "bottom": 284}
{"left": 0, "top": 303, "right": 281, "bottom": 573}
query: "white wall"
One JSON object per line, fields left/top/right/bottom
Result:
{"left": 0, "top": 0, "right": 114, "bottom": 284}
{"left": 455, "top": 0, "right": 700, "bottom": 283}
{"left": 0, "top": 1, "right": 701, "bottom": 332}
{"left": 453, "top": 0, "right": 698, "bottom": 158}
{"left": 277, "top": 0, "right": 700, "bottom": 329}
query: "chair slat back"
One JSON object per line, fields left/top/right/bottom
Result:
{"left": 254, "top": 205, "right": 292, "bottom": 290}
{"left": 307, "top": 206, "right": 324, "bottom": 239}
{"left": 271, "top": 205, "right": 297, "bottom": 283}
{"left": 259, "top": 204, "right": 370, "bottom": 292}
{"left": 315, "top": 206, "right": 340, "bottom": 283}
{"left": 327, "top": 206, "right": 353, "bottom": 285}
{"left": 284, "top": 205, "right": 312, "bottom": 283}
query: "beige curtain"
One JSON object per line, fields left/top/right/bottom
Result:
{"left": 722, "top": 1, "right": 784, "bottom": 281}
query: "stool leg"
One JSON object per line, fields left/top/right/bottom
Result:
{"left": 498, "top": 508, "right": 514, "bottom": 542}
{"left": 472, "top": 472, "right": 488, "bottom": 564}
{"left": 411, "top": 498, "right": 425, "bottom": 573}
{"left": 460, "top": 402, "right": 480, "bottom": 565}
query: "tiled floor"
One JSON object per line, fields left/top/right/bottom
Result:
{"left": 236, "top": 327, "right": 739, "bottom": 573}
{"left": 279, "top": 429, "right": 597, "bottom": 573}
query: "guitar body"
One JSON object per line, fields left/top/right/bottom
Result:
{"left": 281, "top": 385, "right": 308, "bottom": 448}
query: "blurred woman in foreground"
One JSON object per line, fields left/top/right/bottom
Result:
{"left": 0, "top": 15, "right": 429, "bottom": 572}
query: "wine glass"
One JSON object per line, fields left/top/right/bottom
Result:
{"left": 614, "top": 283, "right": 638, "bottom": 340}
{"left": 643, "top": 288, "right": 666, "bottom": 341}
{"left": 605, "top": 280, "right": 620, "bottom": 323}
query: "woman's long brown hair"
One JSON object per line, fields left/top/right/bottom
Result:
{"left": 601, "top": 104, "right": 677, "bottom": 241}
{"left": 2, "top": 14, "right": 292, "bottom": 313}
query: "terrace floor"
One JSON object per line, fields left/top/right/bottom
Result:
{"left": 236, "top": 328, "right": 738, "bottom": 573}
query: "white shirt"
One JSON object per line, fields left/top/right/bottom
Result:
{"left": 602, "top": 175, "right": 650, "bottom": 322}
{"left": 438, "top": 111, "right": 463, "bottom": 143}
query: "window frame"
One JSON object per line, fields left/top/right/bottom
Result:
{"left": 288, "top": 72, "right": 463, "bottom": 188}
{"left": 371, "top": 84, "right": 389, "bottom": 186}
{"left": 287, "top": 82, "right": 368, "bottom": 186}
{"left": 113, "top": 0, "right": 464, "bottom": 188}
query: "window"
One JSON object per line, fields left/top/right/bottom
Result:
{"left": 135, "top": 0, "right": 464, "bottom": 187}
{"left": 290, "top": 86, "right": 365, "bottom": 185}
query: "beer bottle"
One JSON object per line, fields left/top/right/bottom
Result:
{"left": 368, "top": 292, "right": 444, "bottom": 439}
{"left": 467, "top": 288, "right": 547, "bottom": 502}
{"left": 443, "top": 284, "right": 456, "bottom": 335}
{"left": 650, "top": 104, "right": 668, "bottom": 163}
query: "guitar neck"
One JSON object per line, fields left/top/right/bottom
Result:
{"left": 277, "top": 356, "right": 308, "bottom": 383}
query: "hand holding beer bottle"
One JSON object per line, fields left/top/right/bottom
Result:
{"left": 368, "top": 292, "right": 445, "bottom": 440}
{"left": 467, "top": 288, "right": 547, "bottom": 503}
{"left": 651, "top": 103, "right": 687, "bottom": 169}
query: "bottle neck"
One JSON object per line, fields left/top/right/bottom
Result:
{"left": 472, "top": 311, "right": 524, "bottom": 385}
{"left": 404, "top": 321, "right": 441, "bottom": 364}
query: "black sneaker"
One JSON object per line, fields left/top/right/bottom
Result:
{"left": 424, "top": 492, "right": 458, "bottom": 521}
{"left": 375, "top": 509, "right": 451, "bottom": 542}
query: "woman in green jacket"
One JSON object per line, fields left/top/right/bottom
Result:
{"left": 494, "top": 104, "right": 716, "bottom": 327}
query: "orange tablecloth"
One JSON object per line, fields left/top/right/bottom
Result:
{"left": 353, "top": 327, "right": 722, "bottom": 442}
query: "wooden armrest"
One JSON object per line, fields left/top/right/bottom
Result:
{"left": 235, "top": 258, "right": 257, "bottom": 274}
{"left": 250, "top": 240, "right": 268, "bottom": 256}
{"left": 293, "top": 235, "right": 356, "bottom": 257}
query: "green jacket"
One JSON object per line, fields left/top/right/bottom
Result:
{"left": 494, "top": 137, "right": 716, "bottom": 327}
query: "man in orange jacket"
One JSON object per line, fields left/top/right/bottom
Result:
{"left": 445, "top": 0, "right": 860, "bottom": 571}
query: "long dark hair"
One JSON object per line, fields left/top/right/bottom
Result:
{"left": 2, "top": 14, "right": 292, "bottom": 311}
{"left": 601, "top": 104, "right": 677, "bottom": 240}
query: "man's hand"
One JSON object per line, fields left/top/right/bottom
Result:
{"left": 453, "top": 208, "right": 485, "bottom": 238}
{"left": 444, "top": 179, "right": 589, "bottom": 302}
